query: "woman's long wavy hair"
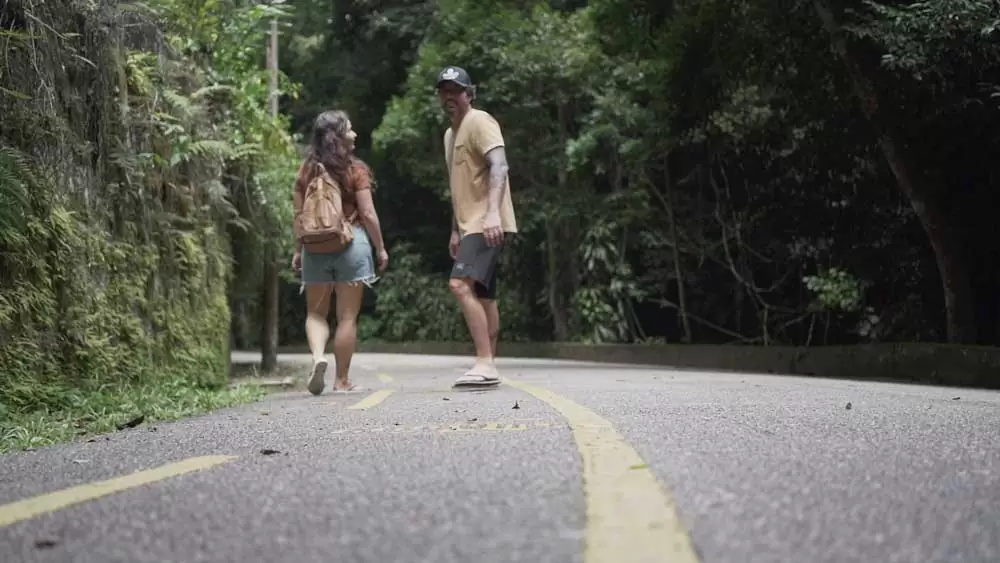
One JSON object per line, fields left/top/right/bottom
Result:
{"left": 303, "top": 110, "right": 359, "bottom": 189}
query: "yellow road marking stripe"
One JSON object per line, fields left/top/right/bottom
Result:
{"left": 328, "top": 419, "right": 560, "bottom": 435}
{"left": 440, "top": 422, "right": 531, "bottom": 433}
{"left": 343, "top": 374, "right": 394, "bottom": 410}
{"left": 0, "top": 455, "right": 236, "bottom": 529}
{"left": 504, "top": 379, "right": 701, "bottom": 563}
{"left": 347, "top": 389, "right": 395, "bottom": 410}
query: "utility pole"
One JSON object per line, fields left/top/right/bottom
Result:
{"left": 267, "top": 15, "right": 279, "bottom": 119}
{"left": 261, "top": 1, "right": 284, "bottom": 374}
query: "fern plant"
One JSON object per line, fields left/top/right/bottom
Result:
{"left": 0, "top": 146, "right": 32, "bottom": 235}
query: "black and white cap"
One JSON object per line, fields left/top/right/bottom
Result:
{"left": 436, "top": 66, "right": 473, "bottom": 89}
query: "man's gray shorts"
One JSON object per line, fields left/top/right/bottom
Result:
{"left": 450, "top": 232, "right": 509, "bottom": 300}
{"left": 301, "top": 225, "right": 377, "bottom": 285}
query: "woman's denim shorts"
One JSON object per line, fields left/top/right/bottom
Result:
{"left": 301, "top": 225, "right": 377, "bottom": 286}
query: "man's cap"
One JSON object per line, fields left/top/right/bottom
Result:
{"left": 436, "top": 66, "right": 473, "bottom": 89}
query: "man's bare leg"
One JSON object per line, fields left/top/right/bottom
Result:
{"left": 449, "top": 277, "right": 497, "bottom": 377}
{"left": 481, "top": 298, "right": 500, "bottom": 358}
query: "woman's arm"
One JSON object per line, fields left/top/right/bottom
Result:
{"left": 355, "top": 188, "right": 384, "bottom": 253}
{"left": 292, "top": 161, "right": 314, "bottom": 254}
{"left": 292, "top": 162, "right": 308, "bottom": 254}
{"left": 350, "top": 160, "right": 385, "bottom": 252}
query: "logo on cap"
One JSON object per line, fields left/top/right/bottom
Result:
{"left": 441, "top": 67, "right": 460, "bottom": 80}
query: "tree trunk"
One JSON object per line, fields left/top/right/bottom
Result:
{"left": 812, "top": 0, "right": 977, "bottom": 343}
{"left": 260, "top": 254, "right": 280, "bottom": 373}
{"left": 663, "top": 154, "right": 692, "bottom": 343}
{"left": 231, "top": 297, "right": 251, "bottom": 350}
{"left": 544, "top": 100, "right": 575, "bottom": 341}
{"left": 546, "top": 221, "right": 571, "bottom": 341}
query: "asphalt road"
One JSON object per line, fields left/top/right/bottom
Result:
{"left": 1, "top": 352, "right": 998, "bottom": 563}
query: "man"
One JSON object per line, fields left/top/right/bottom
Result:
{"left": 436, "top": 65, "right": 517, "bottom": 387}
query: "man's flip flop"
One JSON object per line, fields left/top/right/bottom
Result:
{"left": 332, "top": 384, "right": 365, "bottom": 394}
{"left": 453, "top": 373, "right": 501, "bottom": 388}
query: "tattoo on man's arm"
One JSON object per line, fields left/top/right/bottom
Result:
{"left": 484, "top": 147, "right": 509, "bottom": 213}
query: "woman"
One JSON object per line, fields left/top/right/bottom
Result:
{"left": 292, "top": 110, "right": 388, "bottom": 395}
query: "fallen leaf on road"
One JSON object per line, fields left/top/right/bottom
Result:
{"left": 116, "top": 415, "right": 145, "bottom": 430}
{"left": 845, "top": 402, "right": 852, "bottom": 410}
{"left": 34, "top": 538, "right": 58, "bottom": 549}
{"left": 952, "top": 397, "right": 960, "bottom": 400}
{"left": 468, "top": 418, "right": 478, "bottom": 422}
{"left": 72, "top": 459, "right": 89, "bottom": 464}
{"left": 512, "top": 401, "right": 520, "bottom": 410}
{"left": 629, "top": 464, "right": 648, "bottom": 470}
{"left": 442, "top": 397, "right": 451, "bottom": 401}
{"left": 260, "top": 411, "right": 270, "bottom": 416}
{"left": 260, "top": 448, "right": 281, "bottom": 455}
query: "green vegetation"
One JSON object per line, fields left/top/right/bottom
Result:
{"left": 277, "top": 0, "right": 999, "bottom": 349}
{"left": 0, "top": 0, "right": 296, "bottom": 450}
{"left": 2, "top": 0, "right": 999, "bottom": 449}
{"left": 0, "top": 379, "right": 264, "bottom": 453}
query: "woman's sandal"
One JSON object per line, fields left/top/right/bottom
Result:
{"left": 332, "top": 382, "right": 365, "bottom": 394}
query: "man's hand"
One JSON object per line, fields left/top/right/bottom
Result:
{"left": 291, "top": 251, "right": 302, "bottom": 274}
{"left": 377, "top": 248, "right": 389, "bottom": 273}
{"left": 483, "top": 211, "right": 503, "bottom": 247}
{"left": 449, "top": 230, "right": 461, "bottom": 259}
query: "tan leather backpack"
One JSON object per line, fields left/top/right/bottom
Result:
{"left": 293, "top": 162, "right": 354, "bottom": 253}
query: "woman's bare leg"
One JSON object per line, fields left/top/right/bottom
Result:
{"left": 305, "top": 283, "right": 334, "bottom": 395}
{"left": 332, "top": 282, "right": 364, "bottom": 390}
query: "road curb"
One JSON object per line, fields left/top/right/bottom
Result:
{"left": 243, "top": 341, "right": 1000, "bottom": 390}
{"left": 229, "top": 376, "right": 303, "bottom": 393}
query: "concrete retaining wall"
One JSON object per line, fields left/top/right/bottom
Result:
{"left": 271, "top": 341, "right": 1000, "bottom": 390}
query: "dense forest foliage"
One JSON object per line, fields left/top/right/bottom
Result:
{"left": 1, "top": 0, "right": 998, "bottom": 441}
{"left": 276, "top": 0, "right": 999, "bottom": 347}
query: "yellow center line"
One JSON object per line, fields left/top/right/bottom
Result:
{"left": 346, "top": 389, "right": 395, "bottom": 410}
{"left": 346, "top": 374, "right": 396, "bottom": 410}
{"left": 504, "top": 378, "right": 701, "bottom": 563}
{"left": 0, "top": 455, "right": 237, "bottom": 529}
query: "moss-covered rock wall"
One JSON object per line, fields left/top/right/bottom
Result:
{"left": 0, "top": 0, "right": 232, "bottom": 413}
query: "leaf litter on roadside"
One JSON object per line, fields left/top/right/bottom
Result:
{"left": 116, "top": 415, "right": 145, "bottom": 430}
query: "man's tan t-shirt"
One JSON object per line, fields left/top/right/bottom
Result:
{"left": 444, "top": 108, "right": 517, "bottom": 236}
